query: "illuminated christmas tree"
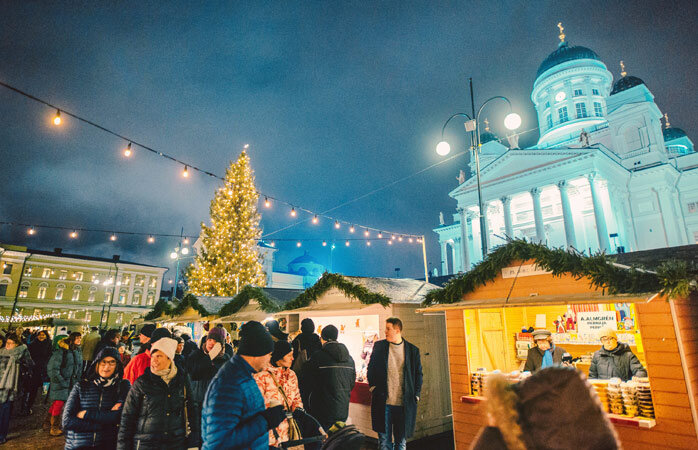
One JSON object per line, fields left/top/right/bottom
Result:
{"left": 187, "top": 150, "right": 266, "bottom": 295}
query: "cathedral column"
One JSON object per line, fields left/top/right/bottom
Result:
{"left": 450, "top": 242, "right": 458, "bottom": 272}
{"left": 557, "top": 181, "right": 577, "bottom": 250}
{"left": 587, "top": 173, "right": 611, "bottom": 252}
{"left": 440, "top": 241, "right": 449, "bottom": 275}
{"left": 607, "top": 183, "right": 637, "bottom": 252}
{"left": 481, "top": 202, "right": 491, "bottom": 253}
{"left": 458, "top": 208, "right": 471, "bottom": 272}
{"left": 501, "top": 196, "right": 514, "bottom": 240}
{"left": 530, "top": 188, "right": 546, "bottom": 244}
{"left": 654, "top": 187, "right": 686, "bottom": 246}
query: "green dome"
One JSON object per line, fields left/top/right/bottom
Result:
{"left": 537, "top": 42, "right": 600, "bottom": 78}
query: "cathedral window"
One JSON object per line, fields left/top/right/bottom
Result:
{"left": 575, "top": 103, "right": 588, "bottom": 118}
{"left": 688, "top": 202, "right": 697, "bottom": 214}
{"left": 545, "top": 101, "right": 550, "bottom": 109}
{"left": 592, "top": 88, "right": 600, "bottom": 96}
{"left": 558, "top": 107, "right": 569, "bottom": 123}
{"left": 573, "top": 89, "right": 583, "bottom": 97}
{"left": 593, "top": 102, "right": 603, "bottom": 117}
{"left": 546, "top": 114, "right": 553, "bottom": 130}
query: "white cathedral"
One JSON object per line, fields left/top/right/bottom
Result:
{"left": 434, "top": 29, "right": 697, "bottom": 275}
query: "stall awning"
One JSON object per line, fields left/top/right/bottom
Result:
{"left": 417, "top": 291, "right": 659, "bottom": 312}
{"left": 279, "top": 301, "right": 389, "bottom": 313}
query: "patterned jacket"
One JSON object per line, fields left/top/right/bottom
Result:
{"left": 254, "top": 367, "right": 303, "bottom": 447}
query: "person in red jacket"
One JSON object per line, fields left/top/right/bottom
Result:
{"left": 123, "top": 327, "right": 171, "bottom": 384}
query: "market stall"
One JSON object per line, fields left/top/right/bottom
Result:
{"left": 277, "top": 273, "right": 452, "bottom": 441}
{"left": 420, "top": 241, "right": 698, "bottom": 449}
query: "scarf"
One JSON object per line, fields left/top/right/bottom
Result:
{"left": 541, "top": 348, "right": 553, "bottom": 369}
{"left": 0, "top": 345, "right": 27, "bottom": 402}
{"left": 93, "top": 374, "right": 119, "bottom": 387}
{"left": 152, "top": 362, "right": 178, "bottom": 385}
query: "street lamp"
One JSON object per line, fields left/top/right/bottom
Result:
{"left": 437, "top": 78, "right": 521, "bottom": 259}
{"left": 169, "top": 227, "right": 191, "bottom": 300}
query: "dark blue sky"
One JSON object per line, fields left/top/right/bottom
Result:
{"left": 1, "top": 1, "right": 696, "bottom": 281}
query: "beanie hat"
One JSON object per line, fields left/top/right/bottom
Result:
{"left": 598, "top": 328, "right": 617, "bottom": 340}
{"left": 151, "top": 337, "right": 178, "bottom": 362}
{"left": 150, "top": 327, "right": 172, "bottom": 345}
{"left": 140, "top": 324, "right": 156, "bottom": 338}
{"left": 531, "top": 329, "right": 552, "bottom": 340}
{"left": 321, "top": 325, "right": 339, "bottom": 341}
{"left": 207, "top": 326, "right": 227, "bottom": 345}
{"left": 238, "top": 321, "right": 274, "bottom": 356}
{"left": 271, "top": 340, "right": 293, "bottom": 366}
{"left": 300, "top": 318, "right": 315, "bottom": 334}
{"left": 266, "top": 319, "right": 289, "bottom": 342}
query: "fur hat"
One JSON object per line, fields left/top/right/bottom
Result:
{"left": 151, "top": 337, "right": 178, "bottom": 362}
{"left": 321, "top": 325, "right": 339, "bottom": 341}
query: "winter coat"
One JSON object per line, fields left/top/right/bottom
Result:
{"left": 47, "top": 339, "right": 83, "bottom": 402}
{"left": 201, "top": 354, "right": 269, "bottom": 450}
{"left": 63, "top": 348, "right": 131, "bottom": 450}
{"left": 302, "top": 341, "right": 356, "bottom": 430}
{"left": 28, "top": 338, "right": 52, "bottom": 385}
{"left": 81, "top": 331, "right": 102, "bottom": 362}
{"left": 291, "top": 332, "right": 322, "bottom": 361}
{"left": 589, "top": 342, "right": 647, "bottom": 381}
{"left": 123, "top": 349, "right": 150, "bottom": 384}
{"left": 254, "top": 366, "right": 303, "bottom": 447}
{"left": 181, "top": 338, "right": 198, "bottom": 359}
{"left": 117, "top": 367, "right": 200, "bottom": 450}
{"left": 186, "top": 346, "right": 228, "bottom": 407}
{"left": 0, "top": 344, "right": 34, "bottom": 403}
{"left": 367, "top": 339, "right": 422, "bottom": 438}
{"left": 523, "top": 344, "right": 567, "bottom": 373}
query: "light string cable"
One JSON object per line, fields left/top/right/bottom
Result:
{"left": 0, "top": 80, "right": 422, "bottom": 239}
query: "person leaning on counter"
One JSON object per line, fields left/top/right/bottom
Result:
{"left": 524, "top": 329, "right": 567, "bottom": 373}
{"left": 589, "top": 328, "right": 647, "bottom": 381}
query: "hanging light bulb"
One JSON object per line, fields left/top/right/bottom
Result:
{"left": 290, "top": 207, "right": 297, "bottom": 217}
{"left": 345, "top": 240, "right": 350, "bottom": 246}
{"left": 296, "top": 241, "right": 302, "bottom": 247}
{"left": 366, "top": 241, "right": 371, "bottom": 246}
{"left": 334, "top": 220, "right": 340, "bottom": 229}
{"left": 312, "top": 215, "right": 319, "bottom": 224}
{"left": 27, "top": 227, "right": 36, "bottom": 235}
{"left": 124, "top": 143, "right": 132, "bottom": 157}
{"left": 270, "top": 241, "right": 276, "bottom": 247}
{"left": 378, "top": 232, "right": 383, "bottom": 239}
{"left": 391, "top": 235, "right": 396, "bottom": 240}
{"left": 322, "top": 241, "right": 327, "bottom": 247}
{"left": 264, "top": 197, "right": 271, "bottom": 208}
{"left": 183, "top": 238, "right": 190, "bottom": 245}
{"left": 408, "top": 237, "right": 414, "bottom": 243}
{"left": 364, "top": 229, "right": 370, "bottom": 237}
{"left": 110, "top": 234, "right": 117, "bottom": 241}
{"left": 182, "top": 166, "right": 189, "bottom": 177}
{"left": 388, "top": 240, "right": 393, "bottom": 245}
{"left": 147, "top": 235, "right": 155, "bottom": 243}
{"left": 53, "top": 109, "right": 62, "bottom": 125}
{"left": 398, "top": 236, "right": 403, "bottom": 242}
{"left": 349, "top": 225, "right": 355, "bottom": 233}
{"left": 70, "top": 230, "right": 78, "bottom": 239}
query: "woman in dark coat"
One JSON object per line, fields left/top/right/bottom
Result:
{"left": 47, "top": 331, "right": 82, "bottom": 436}
{"left": 117, "top": 337, "right": 199, "bottom": 450}
{"left": 94, "top": 329, "right": 121, "bottom": 358}
{"left": 24, "top": 330, "right": 52, "bottom": 415}
{"left": 185, "top": 327, "right": 228, "bottom": 409}
{"left": 62, "top": 347, "right": 131, "bottom": 450}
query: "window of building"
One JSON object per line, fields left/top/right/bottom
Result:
{"left": 546, "top": 114, "right": 553, "bottom": 129}
{"left": 544, "top": 101, "right": 550, "bottom": 109}
{"left": 122, "top": 274, "right": 131, "bottom": 285}
{"left": 24, "top": 266, "right": 33, "bottom": 276}
{"left": 42, "top": 268, "right": 51, "bottom": 278}
{"left": 149, "top": 277, "right": 157, "bottom": 288}
{"left": 74, "top": 271, "right": 84, "bottom": 281}
{"left": 38, "top": 283, "right": 48, "bottom": 299}
{"left": 575, "top": 102, "right": 588, "bottom": 118}
{"left": 133, "top": 292, "right": 142, "bottom": 305}
{"left": 0, "top": 281, "right": 8, "bottom": 297}
{"left": 558, "top": 106, "right": 569, "bottom": 123}
{"left": 19, "top": 282, "right": 29, "bottom": 298}
{"left": 85, "top": 311, "right": 92, "bottom": 322}
{"left": 2, "top": 264, "right": 12, "bottom": 275}
{"left": 72, "top": 286, "right": 82, "bottom": 301}
{"left": 593, "top": 102, "right": 603, "bottom": 117}
{"left": 33, "top": 308, "right": 41, "bottom": 316}
{"left": 136, "top": 276, "right": 145, "bottom": 287}
{"left": 59, "top": 270, "right": 67, "bottom": 280}
{"left": 105, "top": 291, "right": 112, "bottom": 304}
{"left": 55, "top": 284, "right": 65, "bottom": 300}
{"left": 592, "top": 88, "right": 600, "bottom": 95}
{"left": 688, "top": 202, "right": 698, "bottom": 214}
{"left": 119, "top": 291, "right": 127, "bottom": 304}
{"left": 88, "top": 287, "right": 97, "bottom": 302}
{"left": 116, "top": 313, "right": 123, "bottom": 324}
{"left": 573, "top": 89, "right": 583, "bottom": 97}
{"left": 68, "top": 311, "right": 76, "bottom": 319}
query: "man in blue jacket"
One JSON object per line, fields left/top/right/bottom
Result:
{"left": 201, "top": 321, "right": 286, "bottom": 449}
{"left": 368, "top": 317, "right": 422, "bottom": 450}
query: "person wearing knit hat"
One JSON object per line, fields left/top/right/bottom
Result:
{"left": 123, "top": 327, "right": 172, "bottom": 384}
{"left": 265, "top": 319, "right": 289, "bottom": 342}
{"left": 524, "top": 329, "right": 568, "bottom": 373}
{"left": 118, "top": 337, "right": 200, "bottom": 449}
{"left": 201, "top": 321, "right": 286, "bottom": 449}
{"left": 589, "top": 327, "right": 647, "bottom": 381}
{"left": 186, "top": 325, "right": 231, "bottom": 408}
{"left": 321, "top": 325, "right": 339, "bottom": 342}
{"left": 291, "top": 318, "right": 322, "bottom": 407}
{"left": 134, "top": 324, "right": 156, "bottom": 355}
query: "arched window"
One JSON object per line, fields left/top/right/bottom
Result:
{"left": 19, "top": 281, "right": 30, "bottom": 298}
{"left": 0, "top": 279, "right": 9, "bottom": 297}
{"left": 119, "top": 290, "right": 128, "bottom": 304}
{"left": 133, "top": 290, "right": 142, "bottom": 305}
{"left": 72, "top": 285, "right": 82, "bottom": 301}
{"left": 55, "top": 284, "right": 66, "bottom": 300}
{"left": 147, "top": 291, "right": 155, "bottom": 306}
{"left": 38, "top": 282, "right": 49, "bottom": 299}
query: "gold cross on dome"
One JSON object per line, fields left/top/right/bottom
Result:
{"left": 664, "top": 113, "right": 671, "bottom": 128}
{"left": 620, "top": 61, "right": 627, "bottom": 77}
{"left": 484, "top": 118, "right": 490, "bottom": 131}
{"left": 557, "top": 22, "right": 565, "bottom": 42}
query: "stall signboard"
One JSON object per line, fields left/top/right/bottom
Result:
{"left": 577, "top": 311, "right": 617, "bottom": 341}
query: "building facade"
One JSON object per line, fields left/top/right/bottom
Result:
{"left": 0, "top": 244, "right": 167, "bottom": 328}
{"left": 435, "top": 30, "right": 697, "bottom": 275}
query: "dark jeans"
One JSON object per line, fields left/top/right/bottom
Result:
{"left": 0, "top": 401, "right": 12, "bottom": 440}
{"left": 378, "top": 405, "right": 406, "bottom": 450}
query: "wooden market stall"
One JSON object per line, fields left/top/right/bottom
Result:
{"left": 419, "top": 241, "right": 698, "bottom": 450}
{"left": 276, "top": 273, "right": 453, "bottom": 441}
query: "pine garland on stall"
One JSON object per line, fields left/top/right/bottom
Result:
{"left": 218, "top": 285, "right": 280, "bottom": 317}
{"left": 187, "top": 151, "right": 267, "bottom": 296}
{"left": 144, "top": 298, "right": 172, "bottom": 320}
{"left": 282, "top": 272, "right": 391, "bottom": 310}
{"left": 169, "top": 293, "right": 211, "bottom": 317}
{"left": 422, "top": 239, "right": 697, "bottom": 306}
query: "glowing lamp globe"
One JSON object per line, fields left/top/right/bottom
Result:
{"left": 181, "top": 247, "right": 189, "bottom": 255}
{"left": 504, "top": 113, "right": 522, "bottom": 130}
{"left": 436, "top": 141, "right": 451, "bottom": 156}
{"left": 170, "top": 252, "right": 178, "bottom": 259}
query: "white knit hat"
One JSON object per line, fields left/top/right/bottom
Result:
{"left": 150, "top": 337, "right": 177, "bottom": 361}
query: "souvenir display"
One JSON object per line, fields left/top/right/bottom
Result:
{"left": 589, "top": 377, "right": 654, "bottom": 418}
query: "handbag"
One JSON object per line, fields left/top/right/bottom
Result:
{"left": 267, "top": 370, "right": 302, "bottom": 442}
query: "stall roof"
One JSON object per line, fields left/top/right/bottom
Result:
{"left": 212, "top": 287, "right": 305, "bottom": 322}
{"left": 196, "top": 296, "right": 235, "bottom": 315}
{"left": 343, "top": 276, "right": 439, "bottom": 304}
{"left": 610, "top": 244, "right": 698, "bottom": 270}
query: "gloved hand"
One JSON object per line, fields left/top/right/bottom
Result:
{"left": 260, "top": 405, "right": 286, "bottom": 430}
{"left": 208, "top": 342, "right": 222, "bottom": 360}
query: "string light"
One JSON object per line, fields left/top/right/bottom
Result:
{"left": 70, "top": 230, "right": 78, "bottom": 239}
{"left": 27, "top": 227, "right": 35, "bottom": 235}
{"left": 290, "top": 207, "right": 297, "bottom": 217}
{"left": 322, "top": 241, "right": 327, "bottom": 246}
{"left": 148, "top": 235, "right": 155, "bottom": 243}
{"left": 53, "top": 109, "right": 61, "bottom": 125}
{"left": 398, "top": 236, "right": 403, "bottom": 242}
{"left": 183, "top": 238, "right": 190, "bottom": 245}
{"left": 264, "top": 197, "right": 271, "bottom": 208}
{"left": 124, "top": 143, "right": 132, "bottom": 157}
{"left": 182, "top": 166, "right": 189, "bottom": 178}
{"left": 296, "top": 241, "right": 302, "bottom": 247}
{"left": 345, "top": 240, "right": 350, "bottom": 246}
{"left": 366, "top": 241, "right": 371, "bottom": 246}
{"left": 378, "top": 232, "right": 383, "bottom": 239}
{"left": 110, "top": 234, "right": 117, "bottom": 241}
{"left": 312, "top": 215, "right": 319, "bottom": 224}
{"left": 364, "top": 229, "right": 370, "bottom": 237}
{"left": 388, "top": 240, "right": 393, "bottom": 245}
{"left": 270, "top": 241, "right": 275, "bottom": 247}
{"left": 349, "top": 225, "right": 355, "bottom": 233}
{"left": 391, "top": 235, "right": 396, "bottom": 240}
{"left": 334, "top": 221, "right": 340, "bottom": 229}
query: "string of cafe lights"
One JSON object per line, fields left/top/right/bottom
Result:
{"left": 0, "top": 80, "right": 428, "bottom": 240}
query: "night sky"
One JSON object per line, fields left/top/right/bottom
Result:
{"left": 1, "top": 1, "right": 696, "bottom": 282}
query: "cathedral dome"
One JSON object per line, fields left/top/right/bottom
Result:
{"left": 536, "top": 42, "right": 600, "bottom": 78}
{"left": 610, "top": 75, "right": 645, "bottom": 95}
{"left": 480, "top": 131, "right": 498, "bottom": 144}
{"left": 663, "top": 127, "right": 687, "bottom": 141}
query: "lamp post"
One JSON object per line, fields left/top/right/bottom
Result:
{"left": 437, "top": 78, "right": 521, "bottom": 259}
{"left": 169, "top": 227, "right": 190, "bottom": 300}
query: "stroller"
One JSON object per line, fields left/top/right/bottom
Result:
{"left": 279, "top": 409, "right": 364, "bottom": 450}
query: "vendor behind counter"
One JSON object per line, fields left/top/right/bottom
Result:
{"left": 523, "top": 329, "right": 568, "bottom": 373}
{"left": 589, "top": 328, "right": 647, "bottom": 382}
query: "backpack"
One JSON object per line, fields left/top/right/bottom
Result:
{"left": 292, "top": 340, "right": 309, "bottom": 373}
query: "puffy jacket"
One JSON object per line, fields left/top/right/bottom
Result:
{"left": 63, "top": 348, "right": 131, "bottom": 450}
{"left": 123, "top": 350, "right": 150, "bottom": 384}
{"left": 523, "top": 344, "right": 567, "bottom": 373}
{"left": 47, "top": 339, "right": 83, "bottom": 401}
{"left": 589, "top": 343, "right": 647, "bottom": 381}
{"left": 201, "top": 354, "right": 269, "bottom": 450}
{"left": 181, "top": 337, "right": 198, "bottom": 359}
{"left": 117, "top": 367, "right": 200, "bottom": 450}
{"left": 302, "top": 341, "right": 356, "bottom": 429}
{"left": 186, "top": 346, "right": 228, "bottom": 407}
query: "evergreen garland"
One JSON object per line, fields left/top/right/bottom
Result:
{"left": 144, "top": 298, "right": 172, "bottom": 320}
{"left": 282, "top": 272, "right": 391, "bottom": 310}
{"left": 169, "top": 293, "right": 211, "bottom": 317}
{"left": 218, "top": 285, "right": 280, "bottom": 317}
{"left": 423, "top": 239, "right": 696, "bottom": 306}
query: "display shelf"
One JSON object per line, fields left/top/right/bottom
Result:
{"left": 607, "top": 414, "right": 656, "bottom": 429}
{"left": 460, "top": 395, "right": 484, "bottom": 404}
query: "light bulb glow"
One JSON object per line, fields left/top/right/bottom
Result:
{"left": 388, "top": 240, "right": 393, "bottom": 245}
{"left": 124, "top": 143, "right": 132, "bottom": 157}
{"left": 345, "top": 240, "right": 350, "bottom": 246}
{"left": 270, "top": 241, "right": 275, "bottom": 247}
{"left": 436, "top": 141, "right": 451, "bottom": 156}
{"left": 364, "top": 229, "right": 369, "bottom": 237}
{"left": 183, "top": 238, "right": 190, "bottom": 245}
{"left": 182, "top": 166, "right": 189, "bottom": 177}
{"left": 264, "top": 197, "right": 271, "bottom": 208}
{"left": 312, "top": 215, "right": 319, "bottom": 224}
{"left": 349, "top": 225, "right": 355, "bottom": 233}
{"left": 110, "top": 234, "right": 117, "bottom": 241}
{"left": 504, "top": 112, "right": 522, "bottom": 130}
{"left": 28, "top": 227, "right": 35, "bottom": 235}
{"left": 70, "top": 230, "right": 78, "bottom": 239}
{"left": 391, "top": 235, "right": 396, "bottom": 240}
{"left": 181, "top": 247, "right": 189, "bottom": 255}
{"left": 170, "top": 252, "right": 178, "bottom": 259}
{"left": 290, "top": 207, "right": 296, "bottom": 217}
{"left": 334, "top": 221, "right": 340, "bottom": 229}
{"left": 398, "top": 236, "right": 403, "bottom": 242}
{"left": 53, "top": 110, "right": 62, "bottom": 125}
{"left": 296, "top": 241, "right": 302, "bottom": 247}
{"left": 366, "top": 241, "right": 371, "bottom": 246}
{"left": 408, "top": 237, "right": 414, "bottom": 243}
{"left": 378, "top": 232, "right": 383, "bottom": 239}
{"left": 148, "top": 236, "right": 155, "bottom": 243}
{"left": 322, "top": 241, "right": 327, "bottom": 246}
